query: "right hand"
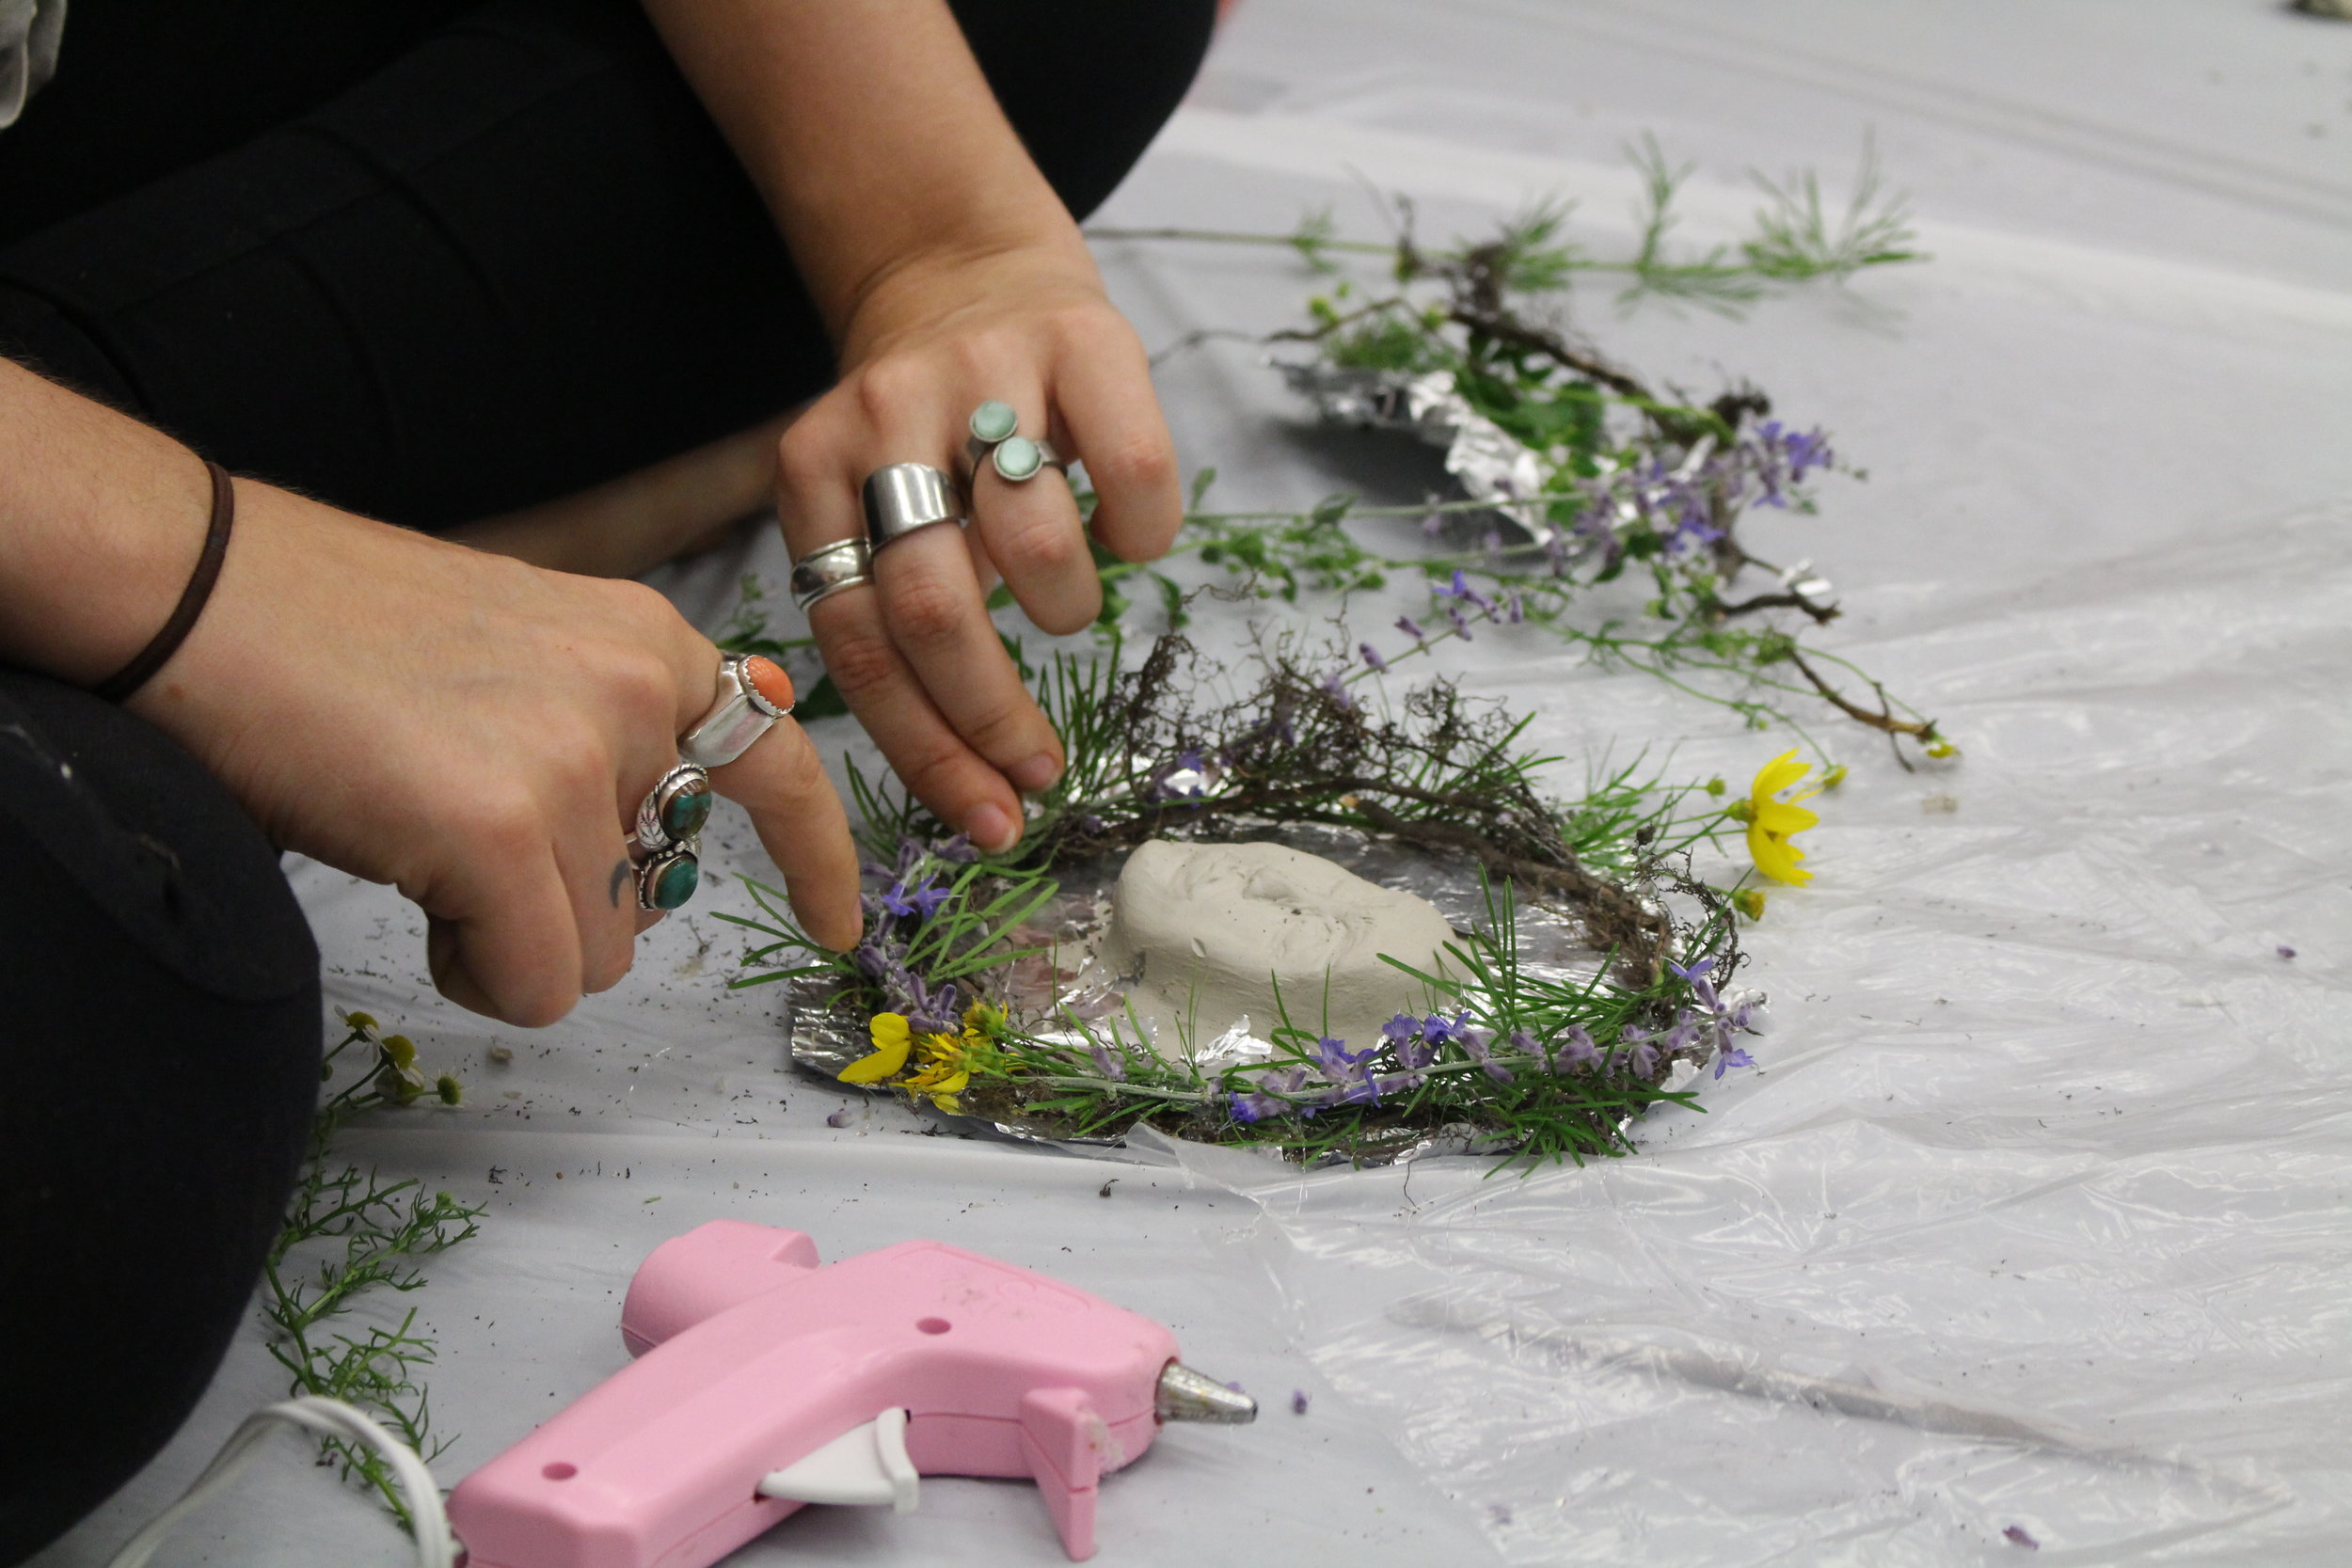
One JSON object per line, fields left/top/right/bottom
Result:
{"left": 129, "top": 481, "right": 863, "bottom": 1026}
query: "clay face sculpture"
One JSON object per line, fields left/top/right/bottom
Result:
{"left": 1099, "top": 840, "right": 1455, "bottom": 1058}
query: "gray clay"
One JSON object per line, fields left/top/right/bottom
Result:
{"left": 1099, "top": 840, "right": 1454, "bottom": 1057}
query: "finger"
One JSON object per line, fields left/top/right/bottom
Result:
{"left": 965, "top": 386, "right": 1099, "bottom": 636}
{"left": 421, "top": 842, "right": 581, "bottom": 1026}
{"left": 867, "top": 518, "right": 1065, "bottom": 793}
{"left": 809, "top": 576, "right": 1033, "bottom": 851}
{"left": 710, "top": 717, "right": 864, "bottom": 952}
{"left": 1049, "top": 323, "right": 1182, "bottom": 564}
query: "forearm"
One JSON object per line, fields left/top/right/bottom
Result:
{"left": 0, "top": 359, "right": 220, "bottom": 686}
{"left": 637, "top": 0, "right": 1087, "bottom": 346}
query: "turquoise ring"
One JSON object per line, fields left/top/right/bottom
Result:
{"left": 636, "top": 843, "right": 701, "bottom": 912}
{"left": 635, "top": 763, "right": 713, "bottom": 852}
{"left": 632, "top": 763, "right": 708, "bottom": 912}
{"left": 961, "top": 401, "right": 1066, "bottom": 485}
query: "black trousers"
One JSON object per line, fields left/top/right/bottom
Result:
{"left": 0, "top": 3, "right": 1212, "bottom": 1559}
{"left": 0, "top": 0, "right": 1215, "bottom": 530}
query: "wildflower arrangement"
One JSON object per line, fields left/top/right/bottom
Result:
{"left": 1081, "top": 136, "right": 1949, "bottom": 760}
{"left": 727, "top": 639, "right": 1796, "bottom": 1169}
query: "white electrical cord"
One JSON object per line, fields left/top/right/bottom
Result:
{"left": 103, "top": 1396, "right": 458, "bottom": 1568}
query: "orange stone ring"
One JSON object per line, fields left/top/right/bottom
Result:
{"left": 679, "top": 654, "right": 795, "bottom": 768}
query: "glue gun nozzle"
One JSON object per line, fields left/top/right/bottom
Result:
{"left": 1155, "top": 1362, "right": 1258, "bottom": 1424}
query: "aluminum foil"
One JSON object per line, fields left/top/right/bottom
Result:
{"left": 1279, "top": 363, "right": 1557, "bottom": 539}
{"left": 787, "top": 823, "right": 1634, "bottom": 1166}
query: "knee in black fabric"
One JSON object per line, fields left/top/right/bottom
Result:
{"left": 0, "top": 282, "right": 144, "bottom": 415}
{"left": 0, "top": 670, "right": 321, "bottom": 1565}
{"left": 950, "top": 0, "right": 1221, "bottom": 220}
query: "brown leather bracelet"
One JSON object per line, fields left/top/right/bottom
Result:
{"left": 92, "top": 459, "right": 235, "bottom": 705}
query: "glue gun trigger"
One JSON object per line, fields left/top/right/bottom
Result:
{"left": 756, "top": 1408, "right": 919, "bottom": 1514}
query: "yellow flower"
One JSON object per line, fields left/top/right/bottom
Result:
{"left": 839, "top": 1013, "right": 914, "bottom": 1084}
{"left": 903, "top": 1030, "right": 971, "bottom": 1106}
{"left": 962, "top": 999, "right": 1009, "bottom": 1039}
{"left": 1733, "top": 887, "right": 1767, "bottom": 922}
{"left": 1744, "top": 749, "right": 1821, "bottom": 885}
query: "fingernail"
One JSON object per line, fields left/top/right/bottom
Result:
{"left": 967, "top": 801, "right": 1018, "bottom": 852}
{"left": 1009, "top": 752, "right": 1062, "bottom": 793}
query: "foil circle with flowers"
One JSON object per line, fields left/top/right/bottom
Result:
{"left": 728, "top": 636, "right": 1785, "bottom": 1172}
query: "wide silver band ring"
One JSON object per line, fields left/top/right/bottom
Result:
{"left": 790, "top": 537, "right": 873, "bottom": 612}
{"left": 679, "top": 654, "right": 791, "bottom": 769}
{"left": 862, "top": 462, "right": 961, "bottom": 552}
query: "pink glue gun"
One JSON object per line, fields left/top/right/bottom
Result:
{"left": 447, "top": 1220, "right": 1257, "bottom": 1567}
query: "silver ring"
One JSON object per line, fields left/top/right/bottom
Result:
{"left": 635, "top": 762, "right": 712, "bottom": 851}
{"left": 636, "top": 842, "right": 701, "bottom": 911}
{"left": 790, "top": 537, "right": 872, "bottom": 611}
{"left": 679, "top": 654, "right": 792, "bottom": 769}
{"left": 963, "top": 398, "right": 1021, "bottom": 470}
{"left": 862, "top": 462, "right": 961, "bottom": 551}
{"left": 986, "top": 435, "right": 1065, "bottom": 484}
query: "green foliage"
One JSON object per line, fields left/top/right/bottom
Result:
{"left": 1742, "top": 134, "right": 1927, "bottom": 282}
{"left": 262, "top": 1016, "right": 481, "bottom": 1528}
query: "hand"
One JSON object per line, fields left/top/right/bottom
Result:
{"left": 131, "top": 483, "right": 864, "bottom": 1026}
{"left": 773, "top": 237, "right": 1183, "bottom": 852}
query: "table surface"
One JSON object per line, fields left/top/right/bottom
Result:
{"left": 40, "top": 4, "right": 2352, "bottom": 1564}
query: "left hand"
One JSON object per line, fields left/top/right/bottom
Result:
{"left": 774, "top": 235, "right": 1183, "bottom": 853}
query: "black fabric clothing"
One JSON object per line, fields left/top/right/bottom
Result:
{"left": 0, "top": 668, "right": 322, "bottom": 1565}
{"left": 0, "top": 3, "right": 1211, "bottom": 1560}
{"left": 0, "top": 0, "right": 1217, "bottom": 529}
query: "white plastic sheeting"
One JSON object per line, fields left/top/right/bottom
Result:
{"left": 38, "top": 3, "right": 2352, "bottom": 1564}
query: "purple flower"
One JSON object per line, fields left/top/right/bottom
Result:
{"left": 1667, "top": 956, "right": 1719, "bottom": 1014}
{"left": 1231, "top": 1066, "right": 1317, "bottom": 1122}
{"left": 1314, "top": 1035, "right": 1375, "bottom": 1076}
{"left": 1386, "top": 1014, "right": 1438, "bottom": 1072}
{"left": 899, "top": 974, "right": 961, "bottom": 1037}
{"left": 1089, "top": 1039, "right": 1128, "bottom": 1081}
{"left": 1712, "top": 1040, "right": 1756, "bottom": 1080}
{"left": 1422, "top": 1011, "right": 1476, "bottom": 1048}
{"left": 1455, "top": 1026, "right": 1509, "bottom": 1083}
{"left": 1291, "top": 1389, "right": 1311, "bottom": 1416}
{"left": 1438, "top": 568, "right": 1497, "bottom": 616}
{"left": 1443, "top": 604, "right": 1474, "bottom": 641}
{"left": 1149, "top": 747, "right": 1213, "bottom": 802}
{"left": 826, "top": 1107, "right": 853, "bottom": 1128}
{"left": 1505, "top": 591, "right": 1524, "bottom": 625}
{"left": 2002, "top": 1524, "right": 2040, "bottom": 1550}
{"left": 1395, "top": 614, "right": 1427, "bottom": 643}
{"left": 2278, "top": 944, "right": 2298, "bottom": 959}
{"left": 1550, "top": 1025, "right": 1599, "bottom": 1074}
{"left": 931, "top": 832, "right": 977, "bottom": 863}
{"left": 884, "top": 877, "right": 950, "bottom": 920}
{"left": 1359, "top": 641, "right": 1390, "bottom": 673}
{"left": 1620, "top": 1026, "right": 1661, "bottom": 1078}
{"left": 1321, "top": 669, "right": 1356, "bottom": 709}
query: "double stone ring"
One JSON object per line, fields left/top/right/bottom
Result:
{"left": 632, "top": 654, "right": 798, "bottom": 911}
{"left": 962, "top": 400, "right": 1063, "bottom": 485}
